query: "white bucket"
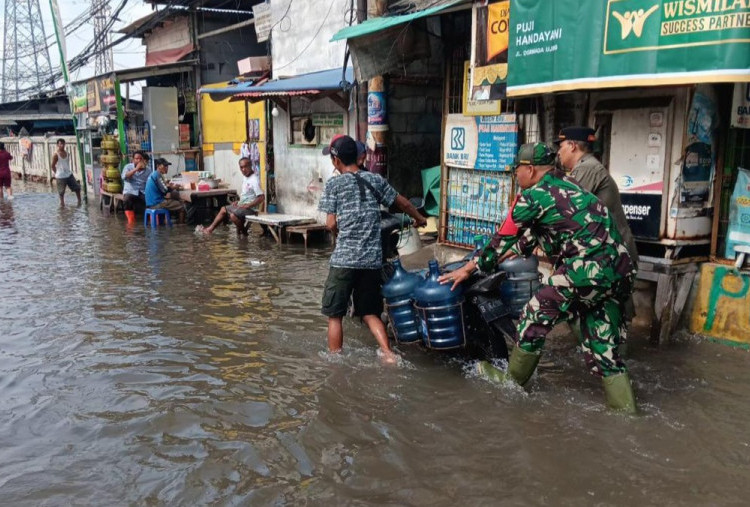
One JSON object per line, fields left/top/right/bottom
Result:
{"left": 397, "top": 226, "right": 422, "bottom": 256}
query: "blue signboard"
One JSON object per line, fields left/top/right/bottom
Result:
{"left": 443, "top": 113, "right": 517, "bottom": 172}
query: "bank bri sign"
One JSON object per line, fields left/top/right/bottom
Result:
{"left": 507, "top": 0, "right": 750, "bottom": 96}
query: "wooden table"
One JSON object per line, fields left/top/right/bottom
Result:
{"left": 285, "top": 223, "right": 329, "bottom": 248}
{"left": 245, "top": 213, "right": 317, "bottom": 244}
{"left": 177, "top": 188, "right": 237, "bottom": 225}
{"left": 177, "top": 188, "right": 237, "bottom": 204}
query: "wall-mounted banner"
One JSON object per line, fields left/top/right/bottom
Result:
{"left": 472, "top": 1, "right": 510, "bottom": 101}
{"left": 443, "top": 113, "right": 517, "bottom": 171}
{"left": 367, "top": 91, "right": 388, "bottom": 131}
{"left": 463, "top": 61, "right": 502, "bottom": 116}
{"left": 732, "top": 82, "right": 750, "bottom": 128}
{"left": 97, "top": 74, "right": 117, "bottom": 114}
{"left": 70, "top": 83, "right": 88, "bottom": 113}
{"left": 508, "top": 0, "right": 750, "bottom": 96}
{"left": 487, "top": 1, "right": 510, "bottom": 60}
{"left": 87, "top": 80, "right": 100, "bottom": 112}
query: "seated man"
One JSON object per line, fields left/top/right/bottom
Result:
{"left": 121, "top": 151, "right": 152, "bottom": 224}
{"left": 202, "top": 157, "right": 264, "bottom": 235}
{"left": 145, "top": 158, "right": 186, "bottom": 223}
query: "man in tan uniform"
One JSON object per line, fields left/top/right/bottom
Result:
{"left": 555, "top": 126, "right": 639, "bottom": 347}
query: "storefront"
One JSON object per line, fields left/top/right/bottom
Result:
{"left": 72, "top": 61, "right": 201, "bottom": 199}
{"left": 502, "top": 0, "right": 750, "bottom": 343}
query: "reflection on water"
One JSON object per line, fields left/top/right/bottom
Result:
{"left": 1, "top": 187, "right": 749, "bottom": 505}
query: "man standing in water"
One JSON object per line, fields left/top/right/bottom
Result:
{"left": 0, "top": 142, "right": 13, "bottom": 200}
{"left": 51, "top": 139, "right": 82, "bottom": 206}
{"left": 555, "top": 126, "right": 638, "bottom": 350}
{"left": 439, "top": 143, "right": 638, "bottom": 413}
{"left": 319, "top": 135, "right": 426, "bottom": 363}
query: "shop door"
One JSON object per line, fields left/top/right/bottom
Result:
{"left": 143, "top": 87, "right": 179, "bottom": 166}
{"left": 600, "top": 105, "right": 671, "bottom": 240}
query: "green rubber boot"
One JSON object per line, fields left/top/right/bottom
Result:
{"left": 476, "top": 346, "right": 541, "bottom": 386}
{"left": 507, "top": 346, "right": 541, "bottom": 386}
{"left": 602, "top": 372, "right": 638, "bottom": 414}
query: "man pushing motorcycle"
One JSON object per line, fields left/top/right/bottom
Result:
{"left": 438, "top": 143, "right": 638, "bottom": 413}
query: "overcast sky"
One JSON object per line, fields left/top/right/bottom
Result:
{"left": 2, "top": 0, "right": 154, "bottom": 97}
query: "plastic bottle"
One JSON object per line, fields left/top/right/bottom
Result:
{"left": 382, "top": 259, "right": 423, "bottom": 343}
{"left": 413, "top": 260, "right": 465, "bottom": 349}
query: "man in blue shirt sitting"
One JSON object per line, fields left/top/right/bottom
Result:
{"left": 145, "top": 158, "right": 186, "bottom": 223}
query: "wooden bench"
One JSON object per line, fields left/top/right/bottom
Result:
{"left": 285, "top": 223, "right": 329, "bottom": 248}
{"left": 99, "top": 191, "right": 125, "bottom": 214}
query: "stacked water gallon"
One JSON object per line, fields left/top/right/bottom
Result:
{"left": 414, "top": 260, "right": 465, "bottom": 349}
{"left": 382, "top": 259, "right": 423, "bottom": 344}
{"left": 100, "top": 135, "right": 122, "bottom": 193}
{"left": 497, "top": 256, "right": 541, "bottom": 317}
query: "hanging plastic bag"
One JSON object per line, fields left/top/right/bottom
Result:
{"left": 724, "top": 167, "right": 750, "bottom": 259}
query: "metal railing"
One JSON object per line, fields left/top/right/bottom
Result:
{"left": 0, "top": 135, "right": 82, "bottom": 183}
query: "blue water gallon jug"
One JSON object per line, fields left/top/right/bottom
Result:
{"left": 497, "top": 256, "right": 541, "bottom": 317}
{"left": 414, "top": 259, "right": 465, "bottom": 349}
{"left": 382, "top": 259, "right": 423, "bottom": 343}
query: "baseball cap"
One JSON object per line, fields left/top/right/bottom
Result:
{"left": 322, "top": 134, "right": 346, "bottom": 155}
{"left": 322, "top": 135, "right": 358, "bottom": 162}
{"left": 154, "top": 157, "right": 172, "bottom": 167}
{"left": 554, "top": 126, "right": 596, "bottom": 145}
{"left": 514, "top": 143, "right": 556, "bottom": 167}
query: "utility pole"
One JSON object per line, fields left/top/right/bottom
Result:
{"left": 92, "top": 0, "right": 114, "bottom": 75}
{"left": 1, "top": 0, "right": 55, "bottom": 102}
{"left": 49, "top": 0, "right": 88, "bottom": 199}
{"left": 366, "top": 0, "right": 389, "bottom": 176}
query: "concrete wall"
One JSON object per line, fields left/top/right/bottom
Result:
{"left": 272, "top": 96, "right": 352, "bottom": 219}
{"left": 198, "top": 13, "right": 268, "bottom": 84}
{"left": 270, "top": 0, "right": 349, "bottom": 78}
{"left": 269, "top": 0, "right": 352, "bottom": 218}
{"left": 691, "top": 263, "right": 750, "bottom": 344}
{"left": 387, "top": 81, "right": 443, "bottom": 199}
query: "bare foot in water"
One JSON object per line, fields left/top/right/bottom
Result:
{"left": 378, "top": 349, "right": 399, "bottom": 365}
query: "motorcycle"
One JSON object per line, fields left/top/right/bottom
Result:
{"left": 379, "top": 204, "right": 541, "bottom": 361}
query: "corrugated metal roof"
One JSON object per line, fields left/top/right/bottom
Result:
{"left": 201, "top": 67, "right": 353, "bottom": 99}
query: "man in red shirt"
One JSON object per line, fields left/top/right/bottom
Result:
{"left": 0, "top": 142, "right": 13, "bottom": 200}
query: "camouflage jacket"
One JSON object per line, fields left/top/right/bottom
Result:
{"left": 487, "top": 172, "right": 635, "bottom": 288}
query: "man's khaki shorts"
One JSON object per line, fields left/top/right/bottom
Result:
{"left": 152, "top": 199, "right": 185, "bottom": 212}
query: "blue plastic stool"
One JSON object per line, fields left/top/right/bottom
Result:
{"left": 144, "top": 208, "right": 173, "bottom": 227}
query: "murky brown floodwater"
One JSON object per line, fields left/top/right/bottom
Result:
{"left": 1, "top": 183, "right": 749, "bottom": 505}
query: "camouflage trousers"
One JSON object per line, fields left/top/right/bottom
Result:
{"left": 517, "top": 281, "right": 631, "bottom": 377}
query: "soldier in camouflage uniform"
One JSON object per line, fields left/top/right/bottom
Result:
{"left": 440, "top": 143, "right": 638, "bottom": 413}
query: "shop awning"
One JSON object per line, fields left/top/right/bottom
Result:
{"left": 198, "top": 77, "right": 269, "bottom": 99}
{"left": 227, "top": 67, "right": 354, "bottom": 101}
{"left": 330, "top": 0, "right": 463, "bottom": 41}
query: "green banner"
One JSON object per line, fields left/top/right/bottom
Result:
{"left": 508, "top": 0, "right": 750, "bottom": 96}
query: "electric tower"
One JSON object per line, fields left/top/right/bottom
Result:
{"left": 92, "top": 0, "right": 114, "bottom": 75}
{"left": 1, "top": 0, "right": 55, "bottom": 102}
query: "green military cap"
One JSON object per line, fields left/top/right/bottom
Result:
{"left": 514, "top": 142, "right": 556, "bottom": 167}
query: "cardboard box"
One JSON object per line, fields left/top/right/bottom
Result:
{"left": 237, "top": 56, "right": 270, "bottom": 75}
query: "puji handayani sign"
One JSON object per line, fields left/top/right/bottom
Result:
{"left": 507, "top": 0, "right": 750, "bottom": 96}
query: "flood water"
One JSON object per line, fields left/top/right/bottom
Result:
{"left": 1, "top": 184, "right": 749, "bottom": 505}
